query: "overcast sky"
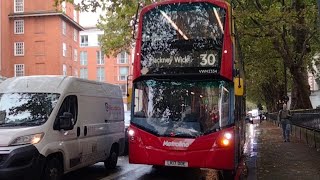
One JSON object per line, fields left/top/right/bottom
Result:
{"left": 75, "top": 0, "right": 104, "bottom": 28}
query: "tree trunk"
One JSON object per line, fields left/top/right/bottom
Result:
{"left": 289, "top": 66, "right": 312, "bottom": 109}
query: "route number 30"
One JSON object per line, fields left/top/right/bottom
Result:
{"left": 200, "top": 54, "right": 216, "bottom": 66}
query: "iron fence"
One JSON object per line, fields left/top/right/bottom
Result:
{"left": 266, "top": 110, "right": 320, "bottom": 132}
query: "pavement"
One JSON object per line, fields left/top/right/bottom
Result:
{"left": 249, "top": 121, "right": 320, "bottom": 180}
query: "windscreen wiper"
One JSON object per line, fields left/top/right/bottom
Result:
{"left": 17, "top": 118, "right": 46, "bottom": 126}
{"left": 0, "top": 123, "right": 21, "bottom": 127}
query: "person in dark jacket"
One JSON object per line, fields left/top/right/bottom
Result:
{"left": 278, "top": 103, "right": 291, "bottom": 142}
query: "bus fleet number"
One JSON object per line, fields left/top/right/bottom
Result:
{"left": 200, "top": 54, "right": 216, "bottom": 66}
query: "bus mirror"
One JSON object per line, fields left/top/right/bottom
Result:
{"left": 234, "top": 78, "right": 244, "bottom": 96}
{"left": 127, "top": 88, "right": 133, "bottom": 104}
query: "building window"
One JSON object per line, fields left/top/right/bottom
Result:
{"left": 119, "top": 84, "right": 127, "bottom": 96}
{"left": 96, "top": 51, "right": 104, "bottom": 65}
{"left": 80, "top": 51, "right": 88, "bottom": 65}
{"left": 73, "top": 29, "right": 77, "bottom": 42}
{"left": 97, "top": 67, "right": 105, "bottom": 81}
{"left": 62, "top": 43, "right": 66, "bottom": 57}
{"left": 61, "top": 1, "right": 66, "bottom": 13}
{"left": 14, "top": 42, "right": 24, "bottom": 56}
{"left": 63, "top": 64, "right": 67, "bottom": 75}
{"left": 14, "top": 64, "right": 24, "bottom": 77}
{"left": 118, "top": 51, "right": 128, "bottom": 64}
{"left": 80, "top": 35, "right": 88, "bottom": 46}
{"left": 97, "top": 34, "right": 103, "bottom": 46}
{"left": 80, "top": 68, "right": 88, "bottom": 79}
{"left": 14, "top": 20, "right": 24, "bottom": 34}
{"left": 62, "top": 21, "right": 66, "bottom": 35}
{"left": 14, "top": 0, "right": 24, "bottom": 13}
{"left": 74, "top": 49, "right": 78, "bottom": 61}
{"left": 119, "top": 67, "right": 129, "bottom": 81}
{"left": 73, "top": 10, "right": 77, "bottom": 22}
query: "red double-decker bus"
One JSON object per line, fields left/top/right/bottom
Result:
{"left": 128, "top": 0, "right": 245, "bottom": 178}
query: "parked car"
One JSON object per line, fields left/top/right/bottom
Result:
{"left": 245, "top": 113, "right": 253, "bottom": 123}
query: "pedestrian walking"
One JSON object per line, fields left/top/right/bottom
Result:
{"left": 278, "top": 104, "right": 292, "bottom": 142}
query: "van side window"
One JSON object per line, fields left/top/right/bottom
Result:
{"left": 54, "top": 95, "right": 78, "bottom": 130}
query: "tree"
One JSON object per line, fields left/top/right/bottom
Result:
{"left": 234, "top": 0, "right": 320, "bottom": 110}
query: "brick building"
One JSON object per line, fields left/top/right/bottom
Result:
{"left": 0, "top": 0, "right": 83, "bottom": 78}
{"left": 79, "top": 27, "right": 132, "bottom": 109}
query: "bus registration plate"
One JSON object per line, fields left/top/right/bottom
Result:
{"left": 165, "top": 160, "right": 188, "bottom": 167}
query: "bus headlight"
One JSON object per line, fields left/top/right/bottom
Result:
{"left": 10, "top": 133, "right": 44, "bottom": 146}
{"left": 215, "top": 132, "right": 233, "bottom": 148}
{"left": 128, "top": 129, "right": 135, "bottom": 136}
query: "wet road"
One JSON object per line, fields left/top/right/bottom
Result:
{"left": 243, "top": 120, "right": 261, "bottom": 180}
{"left": 63, "top": 156, "right": 219, "bottom": 180}
{"left": 63, "top": 121, "right": 260, "bottom": 180}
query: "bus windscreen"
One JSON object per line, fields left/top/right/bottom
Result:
{"left": 141, "top": 2, "right": 226, "bottom": 75}
{"left": 132, "top": 79, "right": 231, "bottom": 138}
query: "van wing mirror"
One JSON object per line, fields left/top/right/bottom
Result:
{"left": 59, "top": 112, "right": 74, "bottom": 130}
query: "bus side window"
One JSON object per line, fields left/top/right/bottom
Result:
{"left": 53, "top": 95, "right": 78, "bottom": 130}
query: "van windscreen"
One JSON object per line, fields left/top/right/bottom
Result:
{"left": 0, "top": 93, "right": 60, "bottom": 127}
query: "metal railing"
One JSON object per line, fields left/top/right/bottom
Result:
{"left": 266, "top": 109, "right": 320, "bottom": 132}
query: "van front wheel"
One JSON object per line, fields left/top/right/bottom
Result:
{"left": 104, "top": 148, "right": 118, "bottom": 169}
{"left": 43, "top": 157, "right": 63, "bottom": 180}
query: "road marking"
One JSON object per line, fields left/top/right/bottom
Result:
{"left": 100, "top": 165, "right": 151, "bottom": 180}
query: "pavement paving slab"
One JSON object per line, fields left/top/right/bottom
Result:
{"left": 256, "top": 121, "right": 320, "bottom": 180}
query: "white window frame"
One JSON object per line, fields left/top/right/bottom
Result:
{"left": 62, "top": 21, "right": 66, "bottom": 35}
{"left": 80, "top": 68, "right": 88, "bottom": 79}
{"left": 74, "top": 49, "right": 78, "bottom": 61}
{"left": 14, "top": 20, "right": 24, "bottom": 34}
{"left": 14, "top": 0, "right": 24, "bottom": 13}
{"left": 96, "top": 50, "right": 104, "bottom": 65}
{"left": 80, "top": 51, "right": 88, "bottom": 65}
{"left": 97, "top": 34, "right": 103, "bottom": 46}
{"left": 119, "top": 66, "right": 129, "bottom": 81}
{"left": 62, "top": 43, "right": 67, "bottom": 57}
{"left": 118, "top": 51, "right": 128, "bottom": 64}
{"left": 96, "top": 67, "right": 105, "bottom": 81}
{"left": 14, "top": 42, "right": 24, "bottom": 56}
{"left": 80, "top": 35, "right": 88, "bottom": 46}
{"left": 63, "top": 64, "right": 67, "bottom": 76}
{"left": 14, "top": 64, "right": 25, "bottom": 77}
{"left": 73, "top": 29, "right": 77, "bottom": 42}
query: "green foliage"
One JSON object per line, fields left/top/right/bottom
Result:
{"left": 97, "top": 1, "right": 138, "bottom": 56}
{"left": 233, "top": 0, "right": 320, "bottom": 110}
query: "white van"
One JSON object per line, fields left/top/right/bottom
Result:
{"left": 0, "top": 76, "right": 125, "bottom": 180}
